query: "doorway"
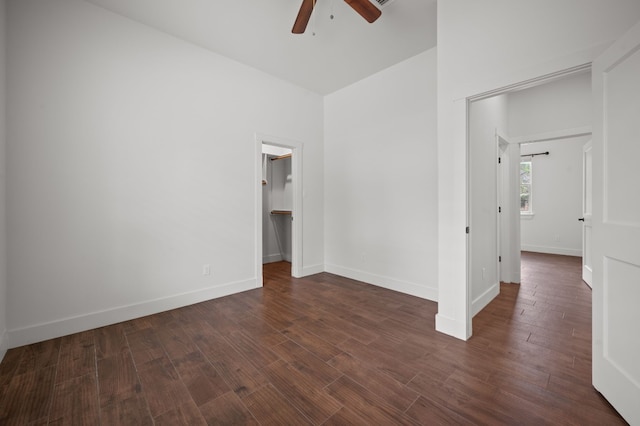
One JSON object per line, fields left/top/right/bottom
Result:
{"left": 468, "top": 66, "right": 592, "bottom": 322}
{"left": 254, "top": 133, "right": 303, "bottom": 285}
{"left": 262, "top": 144, "right": 293, "bottom": 267}
{"left": 505, "top": 131, "right": 592, "bottom": 286}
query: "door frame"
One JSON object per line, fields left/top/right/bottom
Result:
{"left": 255, "top": 133, "right": 304, "bottom": 283}
{"left": 465, "top": 64, "right": 592, "bottom": 334}
{"left": 581, "top": 139, "right": 593, "bottom": 287}
{"left": 508, "top": 128, "right": 592, "bottom": 271}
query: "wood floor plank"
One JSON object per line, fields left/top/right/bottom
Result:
{"left": 0, "top": 366, "right": 56, "bottom": 424}
{"left": 365, "top": 334, "right": 431, "bottom": 365}
{"left": 236, "top": 314, "right": 289, "bottom": 347}
{"left": 153, "top": 400, "right": 207, "bottom": 426}
{"left": 281, "top": 323, "right": 343, "bottom": 361}
{"left": 171, "top": 350, "right": 230, "bottom": 407}
{"left": 408, "top": 369, "right": 519, "bottom": 425}
{"left": 270, "top": 340, "right": 342, "bottom": 386}
{"left": 126, "top": 328, "right": 167, "bottom": 370}
{"left": 155, "top": 322, "right": 200, "bottom": 361}
{"left": 327, "top": 352, "right": 419, "bottom": 412}
{"left": 546, "top": 370, "right": 595, "bottom": 399}
{"left": 201, "top": 298, "right": 250, "bottom": 323}
{"left": 321, "top": 406, "right": 369, "bottom": 425}
{"left": 202, "top": 308, "right": 244, "bottom": 335}
{"left": 337, "top": 338, "right": 417, "bottom": 384}
{"left": 289, "top": 315, "right": 350, "bottom": 347}
{"left": 95, "top": 323, "right": 129, "bottom": 360}
{"left": 55, "top": 330, "right": 96, "bottom": 384}
{"left": 221, "top": 330, "right": 280, "bottom": 370}
{"left": 49, "top": 373, "right": 100, "bottom": 425}
{"left": 199, "top": 391, "right": 258, "bottom": 426}
{"left": 15, "top": 339, "right": 61, "bottom": 375}
{"left": 99, "top": 394, "right": 153, "bottom": 426}
{"left": 405, "top": 395, "right": 475, "bottom": 426}
{"left": 489, "top": 388, "right": 567, "bottom": 425}
{"left": 304, "top": 310, "right": 378, "bottom": 345}
{"left": 192, "top": 329, "right": 269, "bottom": 398}
{"left": 527, "top": 329, "right": 592, "bottom": 359}
{"left": 136, "top": 357, "right": 192, "bottom": 418}
{"left": 326, "top": 375, "right": 420, "bottom": 426}
{"left": 486, "top": 357, "right": 551, "bottom": 390}
{"left": 422, "top": 345, "right": 493, "bottom": 382}
{"left": 262, "top": 359, "right": 342, "bottom": 424}
{"left": 97, "top": 349, "right": 141, "bottom": 405}
{"left": 243, "top": 384, "right": 313, "bottom": 426}
{"left": 0, "top": 347, "right": 25, "bottom": 388}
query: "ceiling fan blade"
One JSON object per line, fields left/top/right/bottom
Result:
{"left": 344, "top": 0, "right": 381, "bottom": 23}
{"left": 292, "top": 0, "right": 316, "bottom": 34}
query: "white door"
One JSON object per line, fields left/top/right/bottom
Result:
{"left": 592, "top": 20, "right": 640, "bottom": 424}
{"left": 581, "top": 140, "right": 593, "bottom": 287}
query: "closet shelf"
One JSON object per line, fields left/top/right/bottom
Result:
{"left": 271, "top": 210, "right": 292, "bottom": 215}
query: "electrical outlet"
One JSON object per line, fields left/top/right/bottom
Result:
{"left": 203, "top": 264, "right": 211, "bottom": 276}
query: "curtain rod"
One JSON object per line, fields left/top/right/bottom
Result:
{"left": 521, "top": 151, "right": 549, "bottom": 158}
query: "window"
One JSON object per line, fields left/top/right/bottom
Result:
{"left": 520, "top": 160, "right": 532, "bottom": 214}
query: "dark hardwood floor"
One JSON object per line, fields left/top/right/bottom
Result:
{"left": 0, "top": 252, "right": 626, "bottom": 425}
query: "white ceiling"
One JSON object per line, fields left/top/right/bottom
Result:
{"left": 84, "top": 0, "right": 437, "bottom": 94}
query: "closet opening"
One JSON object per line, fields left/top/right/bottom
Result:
{"left": 255, "top": 133, "right": 303, "bottom": 285}
{"left": 262, "top": 144, "right": 293, "bottom": 276}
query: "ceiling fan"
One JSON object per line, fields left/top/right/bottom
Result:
{"left": 292, "top": 0, "right": 382, "bottom": 34}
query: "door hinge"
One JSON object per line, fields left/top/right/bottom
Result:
{"left": 498, "top": 206, "right": 502, "bottom": 213}
{"left": 499, "top": 256, "right": 502, "bottom": 262}
{"left": 498, "top": 157, "right": 501, "bottom": 164}
{"left": 466, "top": 226, "right": 470, "bottom": 234}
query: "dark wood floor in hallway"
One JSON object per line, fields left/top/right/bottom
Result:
{"left": 0, "top": 252, "right": 626, "bottom": 424}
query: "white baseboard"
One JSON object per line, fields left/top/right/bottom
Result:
{"left": 263, "top": 253, "right": 283, "bottom": 264}
{"left": 324, "top": 263, "right": 438, "bottom": 302}
{"left": 263, "top": 254, "right": 293, "bottom": 264}
{"left": 435, "top": 314, "right": 470, "bottom": 341}
{"left": 521, "top": 245, "right": 582, "bottom": 257}
{"left": 8, "top": 278, "right": 259, "bottom": 348}
{"left": 0, "top": 329, "right": 7, "bottom": 363}
{"left": 300, "top": 264, "right": 324, "bottom": 277}
{"left": 472, "top": 282, "right": 500, "bottom": 317}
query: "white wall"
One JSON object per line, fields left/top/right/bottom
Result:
{"left": 520, "top": 137, "right": 588, "bottom": 256}
{"left": 508, "top": 72, "right": 592, "bottom": 138}
{"left": 324, "top": 48, "right": 438, "bottom": 300}
{"left": 506, "top": 72, "right": 592, "bottom": 257}
{"left": 0, "top": 0, "right": 7, "bottom": 361}
{"left": 469, "top": 95, "right": 508, "bottom": 315}
{"left": 437, "top": 0, "right": 640, "bottom": 339}
{"left": 6, "top": 0, "right": 324, "bottom": 347}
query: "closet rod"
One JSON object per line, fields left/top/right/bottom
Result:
{"left": 521, "top": 151, "right": 549, "bottom": 158}
{"left": 270, "top": 153, "right": 292, "bottom": 161}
